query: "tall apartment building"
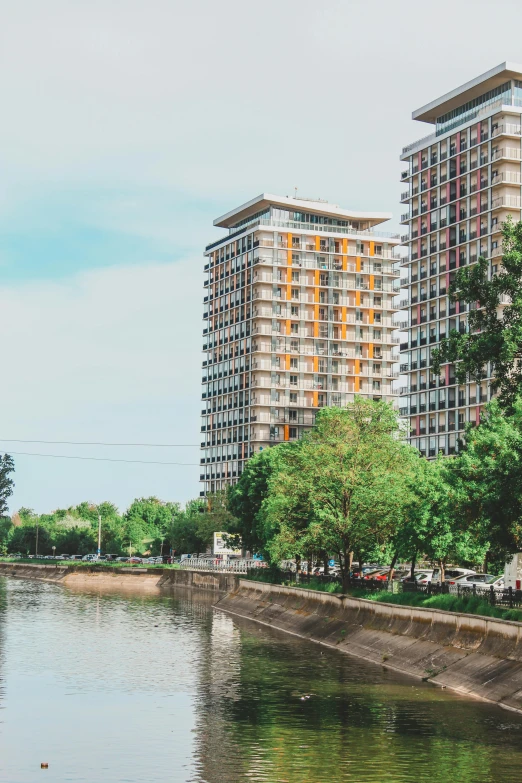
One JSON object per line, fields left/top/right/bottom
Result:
{"left": 201, "top": 194, "right": 401, "bottom": 495}
{"left": 399, "top": 62, "right": 522, "bottom": 457}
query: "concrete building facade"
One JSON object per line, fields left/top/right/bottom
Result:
{"left": 399, "top": 62, "right": 522, "bottom": 456}
{"left": 201, "top": 194, "right": 401, "bottom": 495}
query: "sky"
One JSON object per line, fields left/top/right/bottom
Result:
{"left": 2, "top": 0, "right": 522, "bottom": 514}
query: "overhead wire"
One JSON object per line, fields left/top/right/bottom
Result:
{"left": 4, "top": 451, "right": 200, "bottom": 466}
{"left": 0, "top": 438, "right": 199, "bottom": 447}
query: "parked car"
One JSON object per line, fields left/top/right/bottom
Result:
{"left": 401, "top": 570, "right": 434, "bottom": 584}
{"left": 389, "top": 569, "right": 411, "bottom": 581}
{"left": 127, "top": 557, "right": 142, "bottom": 564}
{"left": 431, "top": 568, "right": 476, "bottom": 584}
{"left": 115, "top": 557, "right": 128, "bottom": 562}
{"left": 352, "top": 565, "right": 383, "bottom": 579}
{"left": 81, "top": 554, "right": 99, "bottom": 562}
{"left": 451, "top": 573, "right": 503, "bottom": 589}
{"left": 363, "top": 569, "right": 390, "bottom": 581}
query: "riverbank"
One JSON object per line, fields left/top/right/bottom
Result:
{"left": 6, "top": 561, "right": 522, "bottom": 714}
{"left": 215, "top": 579, "right": 522, "bottom": 715}
{"left": 0, "top": 561, "right": 239, "bottom": 593}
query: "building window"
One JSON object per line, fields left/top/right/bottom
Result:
{"left": 291, "top": 323, "right": 299, "bottom": 334}
{"left": 291, "top": 288, "right": 299, "bottom": 299}
{"left": 291, "top": 305, "right": 299, "bottom": 316}
{"left": 290, "top": 358, "right": 298, "bottom": 369}
{"left": 292, "top": 236, "right": 300, "bottom": 248}
{"left": 292, "top": 270, "right": 300, "bottom": 282}
{"left": 290, "top": 375, "right": 298, "bottom": 386}
{"left": 289, "top": 392, "right": 297, "bottom": 403}
{"left": 289, "top": 427, "right": 297, "bottom": 439}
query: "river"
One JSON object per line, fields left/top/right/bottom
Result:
{"left": 1, "top": 576, "right": 522, "bottom": 782}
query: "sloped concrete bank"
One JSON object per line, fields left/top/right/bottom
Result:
{"left": 0, "top": 562, "right": 239, "bottom": 593}
{"left": 215, "top": 580, "right": 522, "bottom": 714}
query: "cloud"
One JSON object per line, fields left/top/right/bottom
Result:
{"left": 0, "top": 258, "right": 203, "bottom": 512}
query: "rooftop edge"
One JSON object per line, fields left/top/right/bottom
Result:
{"left": 213, "top": 193, "right": 392, "bottom": 229}
{"left": 412, "top": 61, "right": 522, "bottom": 125}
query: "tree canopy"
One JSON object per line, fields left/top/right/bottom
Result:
{"left": 433, "top": 218, "right": 522, "bottom": 410}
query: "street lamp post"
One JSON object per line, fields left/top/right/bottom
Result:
{"left": 35, "top": 520, "right": 39, "bottom": 558}
{"left": 97, "top": 512, "right": 102, "bottom": 558}
{"left": 52, "top": 545, "right": 56, "bottom": 559}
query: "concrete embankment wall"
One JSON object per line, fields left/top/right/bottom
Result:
{"left": 0, "top": 562, "right": 239, "bottom": 593}
{"left": 215, "top": 580, "right": 522, "bottom": 714}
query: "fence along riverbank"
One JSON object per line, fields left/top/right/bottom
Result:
{"left": 0, "top": 561, "right": 239, "bottom": 592}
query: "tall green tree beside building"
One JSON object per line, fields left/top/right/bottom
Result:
{"left": 432, "top": 218, "right": 522, "bottom": 410}
{"left": 260, "top": 400, "right": 421, "bottom": 590}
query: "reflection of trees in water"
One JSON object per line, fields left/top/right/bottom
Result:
{"left": 0, "top": 578, "right": 6, "bottom": 710}
{"left": 2, "top": 580, "right": 522, "bottom": 783}
{"left": 188, "top": 610, "right": 522, "bottom": 783}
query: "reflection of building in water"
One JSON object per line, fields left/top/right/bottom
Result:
{"left": 190, "top": 607, "right": 244, "bottom": 783}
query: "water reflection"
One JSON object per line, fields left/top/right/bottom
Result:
{"left": 0, "top": 577, "right": 522, "bottom": 783}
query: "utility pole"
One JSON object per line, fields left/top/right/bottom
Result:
{"left": 97, "top": 512, "right": 102, "bottom": 558}
{"left": 35, "top": 520, "right": 39, "bottom": 557}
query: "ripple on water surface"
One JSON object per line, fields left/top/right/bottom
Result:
{"left": 1, "top": 576, "right": 522, "bottom": 783}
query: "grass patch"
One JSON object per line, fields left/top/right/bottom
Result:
{"left": 293, "top": 578, "right": 343, "bottom": 594}
{"left": 352, "top": 588, "right": 522, "bottom": 622}
{"left": 243, "top": 571, "right": 343, "bottom": 593}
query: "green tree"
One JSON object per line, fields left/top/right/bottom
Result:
{"left": 124, "top": 497, "right": 179, "bottom": 555}
{"left": 261, "top": 400, "right": 420, "bottom": 591}
{"left": 227, "top": 447, "right": 282, "bottom": 555}
{"left": 433, "top": 218, "right": 522, "bottom": 410}
{"left": 447, "top": 398, "right": 522, "bottom": 567}
{"left": 168, "top": 499, "right": 206, "bottom": 555}
{"left": 418, "top": 457, "right": 486, "bottom": 581}
{"left": 197, "top": 492, "right": 237, "bottom": 553}
{"left": 381, "top": 456, "right": 435, "bottom": 582}
{"left": 0, "top": 454, "right": 15, "bottom": 518}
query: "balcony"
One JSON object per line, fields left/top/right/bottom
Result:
{"left": 491, "top": 171, "right": 522, "bottom": 187}
{"left": 492, "top": 195, "right": 522, "bottom": 211}
{"left": 492, "top": 123, "right": 522, "bottom": 138}
{"left": 492, "top": 148, "right": 522, "bottom": 163}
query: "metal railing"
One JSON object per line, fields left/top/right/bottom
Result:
{"left": 180, "top": 557, "right": 265, "bottom": 573}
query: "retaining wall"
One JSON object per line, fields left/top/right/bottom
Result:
{"left": 215, "top": 579, "right": 522, "bottom": 714}
{"left": 0, "top": 562, "right": 239, "bottom": 593}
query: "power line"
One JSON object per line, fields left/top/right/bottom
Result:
{"left": 4, "top": 451, "right": 200, "bottom": 466}
{"left": 0, "top": 439, "right": 200, "bottom": 448}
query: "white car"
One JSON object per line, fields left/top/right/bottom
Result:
{"left": 450, "top": 573, "right": 504, "bottom": 591}
{"left": 430, "top": 568, "right": 476, "bottom": 584}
